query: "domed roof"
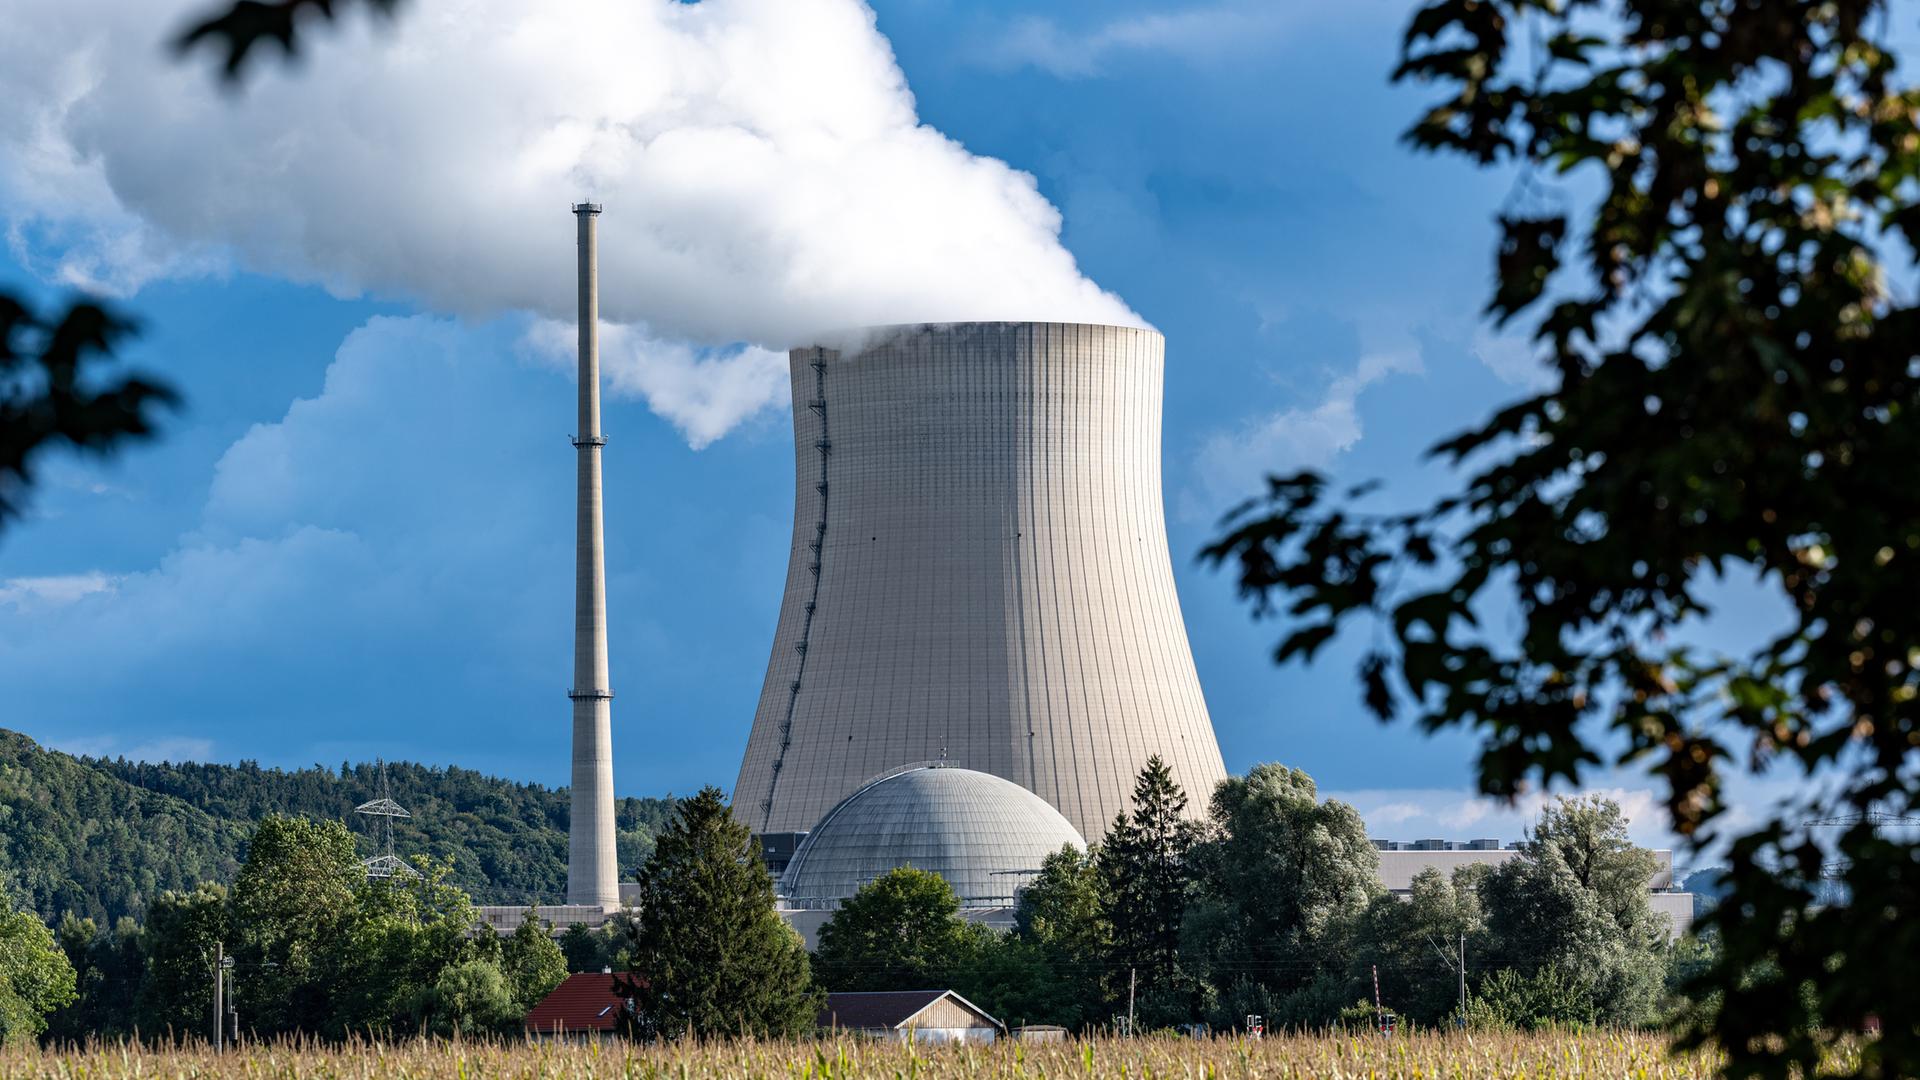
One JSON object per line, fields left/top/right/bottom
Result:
{"left": 779, "top": 766, "right": 1087, "bottom": 907}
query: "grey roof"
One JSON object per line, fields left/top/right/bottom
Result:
{"left": 780, "top": 766, "right": 1086, "bottom": 906}
{"left": 818, "top": 990, "right": 1002, "bottom": 1032}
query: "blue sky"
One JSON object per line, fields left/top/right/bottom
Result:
{"left": 0, "top": 0, "right": 1794, "bottom": 851}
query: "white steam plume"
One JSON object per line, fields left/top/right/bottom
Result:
{"left": 0, "top": 0, "right": 1140, "bottom": 443}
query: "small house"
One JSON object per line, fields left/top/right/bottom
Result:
{"left": 523, "top": 972, "right": 630, "bottom": 1042}
{"left": 819, "top": 990, "right": 1004, "bottom": 1045}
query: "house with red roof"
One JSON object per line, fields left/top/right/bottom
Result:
{"left": 523, "top": 972, "right": 632, "bottom": 1042}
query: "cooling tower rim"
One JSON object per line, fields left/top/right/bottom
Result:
{"left": 793, "top": 320, "right": 1162, "bottom": 355}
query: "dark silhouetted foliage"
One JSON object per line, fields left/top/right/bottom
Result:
{"left": 1204, "top": 0, "right": 1920, "bottom": 1073}
{"left": 174, "top": 0, "right": 405, "bottom": 82}
{"left": 0, "top": 297, "right": 173, "bottom": 534}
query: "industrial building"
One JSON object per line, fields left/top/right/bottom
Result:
{"left": 774, "top": 764, "right": 1087, "bottom": 946}
{"left": 735, "top": 322, "right": 1228, "bottom": 900}
{"left": 490, "top": 219, "right": 1693, "bottom": 961}
{"left": 779, "top": 766, "right": 1084, "bottom": 907}
{"left": 1370, "top": 838, "right": 1696, "bottom": 939}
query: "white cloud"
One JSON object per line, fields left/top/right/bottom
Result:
{"left": 1191, "top": 346, "right": 1422, "bottom": 510}
{"left": 5, "top": 316, "right": 544, "bottom": 670}
{"left": 1471, "top": 327, "right": 1555, "bottom": 389}
{"left": 52, "top": 733, "right": 215, "bottom": 763}
{"left": 522, "top": 319, "right": 790, "bottom": 449}
{"left": 0, "top": 571, "right": 116, "bottom": 610}
{"left": 987, "top": 4, "right": 1295, "bottom": 79}
{"left": 0, "top": 0, "right": 1139, "bottom": 439}
{"left": 0, "top": 315, "right": 573, "bottom": 757}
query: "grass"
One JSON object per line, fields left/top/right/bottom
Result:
{"left": 7, "top": 1030, "right": 1723, "bottom": 1078}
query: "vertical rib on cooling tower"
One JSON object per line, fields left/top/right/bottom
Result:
{"left": 733, "top": 322, "right": 1227, "bottom": 842}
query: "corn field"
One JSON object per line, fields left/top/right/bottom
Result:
{"left": 1, "top": 1030, "right": 1769, "bottom": 1079}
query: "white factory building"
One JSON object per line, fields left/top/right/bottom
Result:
{"left": 1371, "top": 837, "right": 1695, "bottom": 940}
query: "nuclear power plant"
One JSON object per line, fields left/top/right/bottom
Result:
{"left": 733, "top": 322, "right": 1228, "bottom": 913}
{"left": 491, "top": 215, "right": 1230, "bottom": 935}
{"left": 481, "top": 210, "right": 1690, "bottom": 946}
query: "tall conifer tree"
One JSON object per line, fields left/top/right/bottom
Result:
{"left": 1097, "top": 756, "right": 1199, "bottom": 1024}
{"left": 618, "top": 787, "right": 817, "bottom": 1038}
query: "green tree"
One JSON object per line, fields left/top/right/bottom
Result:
{"left": 953, "top": 931, "right": 1071, "bottom": 1031}
{"left": 499, "top": 908, "right": 567, "bottom": 1011}
{"left": 1202, "top": 0, "right": 1920, "bottom": 1072}
{"left": 1354, "top": 867, "right": 1485, "bottom": 1027}
{"left": 1097, "top": 756, "right": 1200, "bottom": 1027}
{"left": 619, "top": 787, "right": 816, "bottom": 1039}
{"left": 1465, "top": 965, "right": 1599, "bottom": 1032}
{"left": 327, "top": 859, "right": 491, "bottom": 1036}
{"left": 228, "top": 815, "right": 362, "bottom": 1035}
{"left": 1666, "top": 931, "right": 1722, "bottom": 1028}
{"left": 1013, "top": 845, "right": 1110, "bottom": 1029}
{"left": 815, "top": 867, "right": 975, "bottom": 992}
{"left": 134, "top": 882, "right": 228, "bottom": 1039}
{"left": 407, "top": 959, "right": 518, "bottom": 1038}
{"left": 0, "top": 907, "right": 76, "bottom": 1045}
{"left": 1478, "top": 798, "right": 1665, "bottom": 1027}
{"left": 814, "top": 867, "right": 1076, "bottom": 1028}
{"left": 1183, "top": 763, "right": 1377, "bottom": 1019}
{"left": 560, "top": 922, "right": 627, "bottom": 974}
{"left": 45, "top": 914, "right": 144, "bottom": 1043}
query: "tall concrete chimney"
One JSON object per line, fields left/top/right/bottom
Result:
{"left": 568, "top": 202, "right": 618, "bottom": 909}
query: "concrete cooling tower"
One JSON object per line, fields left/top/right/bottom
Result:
{"left": 734, "top": 322, "right": 1226, "bottom": 845}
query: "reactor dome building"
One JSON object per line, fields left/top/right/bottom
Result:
{"left": 735, "top": 321, "right": 1227, "bottom": 866}
{"left": 780, "top": 766, "right": 1086, "bottom": 907}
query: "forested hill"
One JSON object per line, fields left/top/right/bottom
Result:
{"left": 0, "top": 728, "right": 675, "bottom": 925}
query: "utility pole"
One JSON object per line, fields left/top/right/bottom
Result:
{"left": 212, "top": 942, "right": 224, "bottom": 1051}
{"left": 1371, "top": 963, "right": 1384, "bottom": 1035}
{"left": 1126, "top": 967, "right": 1136, "bottom": 1036}
{"left": 229, "top": 958, "right": 240, "bottom": 1046}
{"left": 1458, "top": 933, "right": 1467, "bottom": 1026}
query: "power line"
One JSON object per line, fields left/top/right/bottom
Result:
{"left": 1803, "top": 810, "right": 1920, "bottom": 828}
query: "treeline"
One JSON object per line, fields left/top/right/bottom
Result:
{"left": 32, "top": 816, "right": 587, "bottom": 1044}
{"left": 807, "top": 760, "right": 1705, "bottom": 1033}
{"left": 0, "top": 729, "right": 675, "bottom": 924}
{"left": 580, "top": 759, "right": 1714, "bottom": 1041}
{"left": 0, "top": 730, "right": 250, "bottom": 929}
{"left": 1, "top": 754, "right": 1711, "bottom": 1045}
